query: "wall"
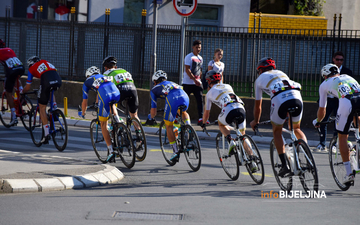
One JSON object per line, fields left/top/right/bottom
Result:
{"left": 88, "top": 0, "right": 124, "bottom": 23}
{"left": 0, "top": 0, "right": 12, "bottom": 17}
{"left": 323, "top": 0, "right": 360, "bottom": 30}
{"left": 10, "top": 76, "right": 318, "bottom": 129}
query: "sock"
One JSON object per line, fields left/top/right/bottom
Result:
{"left": 53, "top": 102, "right": 57, "bottom": 109}
{"left": 226, "top": 134, "right": 232, "bottom": 143}
{"left": 43, "top": 124, "right": 49, "bottom": 136}
{"left": 108, "top": 145, "right": 113, "bottom": 153}
{"left": 170, "top": 141, "right": 178, "bottom": 153}
{"left": 184, "top": 119, "right": 191, "bottom": 125}
{"left": 115, "top": 115, "right": 122, "bottom": 123}
{"left": 10, "top": 108, "right": 16, "bottom": 119}
{"left": 279, "top": 153, "right": 287, "bottom": 168}
{"left": 344, "top": 161, "right": 352, "bottom": 175}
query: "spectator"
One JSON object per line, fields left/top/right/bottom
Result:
{"left": 182, "top": 40, "right": 205, "bottom": 125}
{"left": 55, "top": 4, "right": 70, "bottom": 21}
{"left": 314, "top": 51, "right": 353, "bottom": 152}
{"left": 208, "top": 48, "right": 225, "bottom": 82}
{"left": 26, "top": 2, "right": 37, "bottom": 19}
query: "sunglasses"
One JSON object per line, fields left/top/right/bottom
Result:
{"left": 335, "top": 58, "right": 344, "bottom": 61}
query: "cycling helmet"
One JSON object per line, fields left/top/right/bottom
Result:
{"left": 321, "top": 63, "right": 340, "bottom": 78}
{"left": 152, "top": 70, "right": 167, "bottom": 82}
{"left": 27, "top": 56, "right": 41, "bottom": 67}
{"left": 0, "top": 39, "right": 5, "bottom": 48}
{"left": 256, "top": 57, "right": 276, "bottom": 72}
{"left": 102, "top": 56, "right": 117, "bottom": 68}
{"left": 205, "top": 70, "right": 221, "bottom": 85}
{"left": 85, "top": 66, "right": 100, "bottom": 78}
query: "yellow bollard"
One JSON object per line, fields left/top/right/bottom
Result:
{"left": 64, "top": 97, "right": 68, "bottom": 117}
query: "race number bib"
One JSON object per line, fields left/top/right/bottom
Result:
{"left": 92, "top": 76, "right": 112, "bottom": 89}
{"left": 114, "top": 72, "right": 133, "bottom": 83}
{"left": 162, "top": 83, "right": 181, "bottom": 95}
{"left": 5, "top": 57, "right": 22, "bottom": 69}
{"left": 37, "top": 63, "right": 48, "bottom": 73}
{"left": 338, "top": 83, "right": 352, "bottom": 97}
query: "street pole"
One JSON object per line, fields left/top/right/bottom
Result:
{"left": 179, "top": 16, "right": 186, "bottom": 85}
{"left": 149, "top": 0, "right": 158, "bottom": 90}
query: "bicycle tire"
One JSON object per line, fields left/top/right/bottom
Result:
{"left": 29, "top": 107, "right": 43, "bottom": 147}
{"left": 328, "top": 136, "right": 351, "bottom": 191}
{"left": 159, "top": 120, "right": 177, "bottom": 166}
{"left": 128, "top": 117, "right": 147, "bottom": 162}
{"left": 51, "top": 109, "right": 68, "bottom": 151}
{"left": 296, "top": 139, "right": 319, "bottom": 192}
{"left": 19, "top": 95, "right": 34, "bottom": 131}
{"left": 90, "top": 119, "right": 109, "bottom": 163}
{"left": 115, "top": 122, "right": 136, "bottom": 169}
{"left": 183, "top": 124, "right": 201, "bottom": 171}
{"left": 0, "top": 92, "right": 12, "bottom": 128}
{"left": 216, "top": 132, "right": 240, "bottom": 180}
{"left": 270, "top": 139, "right": 293, "bottom": 192}
{"left": 242, "top": 134, "right": 265, "bottom": 184}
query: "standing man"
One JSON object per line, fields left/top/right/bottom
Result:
{"left": 182, "top": 40, "right": 206, "bottom": 125}
{"left": 314, "top": 51, "right": 353, "bottom": 152}
{"left": 0, "top": 39, "right": 25, "bottom": 125}
{"left": 313, "top": 64, "right": 359, "bottom": 184}
{"left": 250, "top": 57, "right": 307, "bottom": 177}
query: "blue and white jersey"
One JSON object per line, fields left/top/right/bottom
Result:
{"left": 150, "top": 80, "right": 183, "bottom": 108}
{"left": 82, "top": 74, "right": 112, "bottom": 99}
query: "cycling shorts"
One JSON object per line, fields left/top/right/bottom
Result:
{"left": 270, "top": 90, "right": 303, "bottom": 125}
{"left": 163, "top": 89, "right": 189, "bottom": 125}
{"left": 118, "top": 84, "right": 138, "bottom": 114}
{"left": 336, "top": 93, "right": 360, "bottom": 134}
{"left": 218, "top": 102, "right": 246, "bottom": 131}
{"left": 98, "top": 82, "right": 120, "bottom": 122}
{"left": 38, "top": 70, "right": 62, "bottom": 105}
{"left": 4, "top": 66, "right": 25, "bottom": 93}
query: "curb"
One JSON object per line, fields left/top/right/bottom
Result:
{"left": 0, "top": 165, "right": 124, "bottom": 193}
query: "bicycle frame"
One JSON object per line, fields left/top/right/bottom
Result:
{"left": 1, "top": 77, "right": 24, "bottom": 116}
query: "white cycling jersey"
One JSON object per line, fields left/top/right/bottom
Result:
{"left": 205, "top": 83, "right": 245, "bottom": 129}
{"left": 254, "top": 69, "right": 303, "bottom": 125}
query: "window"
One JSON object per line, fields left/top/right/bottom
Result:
{"left": 124, "top": 0, "right": 145, "bottom": 24}
{"left": 188, "top": 4, "right": 222, "bottom": 28}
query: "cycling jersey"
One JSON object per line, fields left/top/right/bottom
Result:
{"left": 82, "top": 74, "right": 120, "bottom": 121}
{"left": 0, "top": 48, "right": 25, "bottom": 92}
{"left": 254, "top": 69, "right": 303, "bottom": 125}
{"left": 319, "top": 74, "right": 360, "bottom": 134}
{"left": 150, "top": 80, "right": 189, "bottom": 124}
{"left": 205, "top": 83, "right": 246, "bottom": 130}
{"left": 27, "top": 60, "right": 57, "bottom": 84}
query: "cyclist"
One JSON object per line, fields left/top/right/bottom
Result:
{"left": 149, "top": 70, "right": 191, "bottom": 162}
{"left": 201, "top": 70, "right": 257, "bottom": 172}
{"left": 313, "top": 63, "right": 360, "bottom": 184}
{"left": 79, "top": 66, "right": 120, "bottom": 162}
{"left": 22, "top": 56, "right": 61, "bottom": 144}
{"left": 250, "top": 57, "right": 307, "bottom": 177}
{"left": 0, "top": 39, "right": 25, "bottom": 125}
{"left": 102, "top": 56, "right": 140, "bottom": 122}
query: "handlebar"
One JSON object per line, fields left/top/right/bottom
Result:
{"left": 201, "top": 120, "right": 218, "bottom": 137}
{"left": 253, "top": 120, "right": 271, "bottom": 137}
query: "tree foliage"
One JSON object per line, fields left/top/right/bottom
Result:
{"left": 294, "top": 0, "right": 325, "bottom": 16}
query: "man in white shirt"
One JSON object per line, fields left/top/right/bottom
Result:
{"left": 182, "top": 40, "right": 205, "bottom": 125}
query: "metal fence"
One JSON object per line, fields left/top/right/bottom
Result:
{"left": 1, "top": 17, "right": 360, "bottom": 98}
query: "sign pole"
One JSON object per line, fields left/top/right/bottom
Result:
{"left": 150, "top": 0, "right": 158, "bottom": 90}
{"left": 179, "top": 16, "right": 186, "bottom": 85}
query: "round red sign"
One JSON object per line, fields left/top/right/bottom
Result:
{"left": 173, "top": 0, "right": 198, "bottom": 17}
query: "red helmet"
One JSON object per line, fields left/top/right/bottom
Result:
{"left": 0, "top": 39, "right": 5, "bottom": 48}
{"left": 205, "top": 70, "right": 221, "bottom": 85}
{"left": 257, "top": 57, "right": 276, "bottom": 72}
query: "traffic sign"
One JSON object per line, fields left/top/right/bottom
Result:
{"left": 173, "top": 0, "right": 198, "bottom": 17}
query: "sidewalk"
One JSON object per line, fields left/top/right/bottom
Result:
{"left": 0, "top": 105, "right": 327, "bottom": 193}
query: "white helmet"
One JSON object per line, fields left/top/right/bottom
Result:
{"left": 321, "top": 64, "right": 340, "bottom": 78}
{"left": 85, "top": 66, "right": 100, "bottom": 78}
{"left": 152, "top": 70, "right": 167, "bottom": 82}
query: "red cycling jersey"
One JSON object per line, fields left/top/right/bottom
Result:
{"left": 28, "top": 59, "right": 57, "bottom": 80}
{"left": 0, "top": 48, "right": 22, "bottom": 69}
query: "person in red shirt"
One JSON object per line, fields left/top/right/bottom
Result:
{"left": 22, "top": 56, "right": 62, "bottom": 144}
{"left": 0, "top": 39, "right": 25, "bottom": 125}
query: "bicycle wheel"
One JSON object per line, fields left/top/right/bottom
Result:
{"left": 242, "top": 134, "right": 265, "bottom": 184}
{"left": 115, "top": 122, "right": 136, "bottom": 169}
{"left": 183, "top": 124, "right": 201, "bottom": 171}
{"left": 51, "top": 109, "right": 68, "bottom": 151}
{"left": 329, "top": 136, "right": 351, "bottom": 191}
{"left": 128, "top": 117, "right": 147, "bottom": 162}
{"left": 270, "top": 139, "right": 292, "bottom": 192}
{"left": 296, "top": 139, "right": 319, "bottom": 192}
{"left": 19, "top": 95, "right": 34, "bottom": 131}
{"left": 216, "top": 132, "right": 240, "bottom": 180}
{"left": 29, "top": 107, "right": 43, "bottom": 147}
{"left": 90, "top": 119, "right": 109, "bottom": 163}
{"left": 159, "top": 121, "right": 177, "bottom": 166}
{"left": 0, "top": 93, "right": 12, "bottom": 128}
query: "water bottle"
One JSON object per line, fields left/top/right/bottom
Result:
{"left": 173, "top": 127, "right": 179, "bottom": 139}
{"left": 107, "top": 124, "right": 113, "bottom": 132}
{"left": 349, "top": 142, "right": 357, "bottom": 170}
{"left": 285, "top": 144, "right": 294, "bottom": 167}
{"left": 13, "top": 92, "right": 18, "bottom": 109}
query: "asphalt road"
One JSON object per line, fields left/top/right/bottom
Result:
{"left": 0, "top": 123, "right": 359, "bottom": 225}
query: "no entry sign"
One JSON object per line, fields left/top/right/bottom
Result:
{"left": 173, "top": 0, "right": 198, "bottom": 17}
